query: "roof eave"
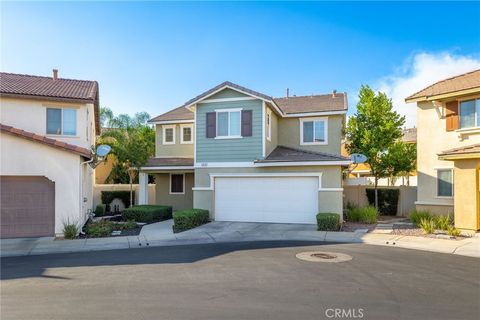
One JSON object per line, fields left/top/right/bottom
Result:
{"left": 405, "top": 87, "right": 480, "bottom": 103}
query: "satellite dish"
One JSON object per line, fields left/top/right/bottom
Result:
{"left": 96, "top": 144, "right": 111, "bottom": 157}
{"left": 351, "top": 153, "right": 367, "bottom": 164}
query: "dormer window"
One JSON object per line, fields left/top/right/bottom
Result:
{"left": 300, "top": 117, "right": 328, "bottom": 145}
{"left": 46, "top": 107, "right": 77, "bottom": 136}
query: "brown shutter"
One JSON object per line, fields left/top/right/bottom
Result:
{"left": 206, "top": 112, "right": 216, "bottom": 138}
{"left": 241, "top": 110, "right": 252, "bottom": 137}
{"left": 445, "top": 101, "right": 459, "bottom": 131}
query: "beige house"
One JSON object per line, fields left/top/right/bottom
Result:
{"left": 0, "top": 70, "right": 100, "bottom": 238}
{"left": 405, "top": 69, "right": 480, "bottom": 231}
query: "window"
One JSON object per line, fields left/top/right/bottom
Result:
{"left": 46, "top": 108, "right": 77, "bottom": 136}
{"left": 181, "top": 124, "right": 193, "bottom": 144}
{"left": 170, "top": 174, "right": 184, "bottom": 194}
{"left": 459, "top": 99, "right": 480, "bottom": 129}
{"left": 300, "top": 118, "right": 327, "bottom": 145}
{"left": 163, "top": 125, "right": 175, "bottom": 144}
{"left": 216, "top": 109, "right": 241, "bottom": 138}
{"left": 437, "top": 169, "right": 453, "bottom": 197}
{"left": 266, "top": 109, "right": 272, "bottom": 141}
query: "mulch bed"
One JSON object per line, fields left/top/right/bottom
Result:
{"left": 390, "top": 226, "right": 469, "bottom": 240}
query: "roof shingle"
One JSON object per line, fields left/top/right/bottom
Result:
{"left": 439, "top": 143, "right": 480, "bottom": 157}
{"left": 256, "top": 146, "right": 349, "bottom": 163}
{"left": 144, "top": 157, "right": 194, "bottom": 167}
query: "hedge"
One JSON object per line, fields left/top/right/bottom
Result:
{"left": 365, "top": 188, "right": 399, "bottom": 215}
{"left": 94, "top": 204, "right": 107, "bottom": 217}
{"left": 101, "top": 191, "right": 134, "bottom": 212}
{"left": 122, "top": 205, "right": 172, "bottom": 223}
{"left": 173, "top": 209, "right": 210, "bottom": 233}
{"left": 316, "top": 213, "right": 341, "bottom": 231}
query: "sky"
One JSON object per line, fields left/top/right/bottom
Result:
{"left": 2, "top": 1, "right": 480, "bottom": 127}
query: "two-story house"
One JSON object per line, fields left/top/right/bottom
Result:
{"left": 0, "top": 71, "right": 99, "bottom": 238}
{"left": 139, "top": 81, "right": 350, "bottom": 224}
{"left": 405, "top": 69, "right": 480, "bottom": 231}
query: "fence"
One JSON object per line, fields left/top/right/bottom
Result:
{"left": 93, "top": 184, "right": 156, "bottom": 209}
{"left": 343, "top": 185, "right": 417, "bottom": 216}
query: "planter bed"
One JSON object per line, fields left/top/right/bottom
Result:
{"left": 341, "top": 221, "right": 377, "bottom": 232}
{"left": 390, "top": 225, "right": 471, "bottom": 240}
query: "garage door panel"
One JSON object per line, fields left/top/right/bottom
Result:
{"left": 0, "top": 176, "right": 55, "bottom": 238}
{"left": 215, "top": 177, "right": 318, "bottom": 224}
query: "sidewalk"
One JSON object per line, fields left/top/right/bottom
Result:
{"left": 1, "top": 220, "right": 479, "bottom": 258}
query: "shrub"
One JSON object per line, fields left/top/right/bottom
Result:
{"left": 419, "top": 217, "right": 436, "bottom": 234}
{"left": 122, "top": 205, "right": 172, "bottom": 223}
{"left": 101, "top": 191, "right": 134, "bottom": 211}
{"left": 85, "top": 220, "right": 113, "bottom": 237}
{"left": 123, "top": 219, "right": 137, "bottom": 230}
{"left": 434, "top": 214, "right": 452, "bottom": 231}
{"left": 94, "top": 204, "right": 107, "bottom": 217}
{"left": 346, "top": 206, "right": 379, "bottom": 224}
{"left": 62, "top": 221, "right": 79, "bottom": 239}
{"left": 365, "top": 189, "right": 399, "bottom": 215}
{"left": 316, "top": 213, "right": 341, "bottom": 231}
{"left": 173, "top": 209, "right": 210, "bottom": 233}
{"left": 409, "top": 210, "right": 432, "bottom": 226}
{"left": 447, "top": 225, "right": 462, "bottom": 237}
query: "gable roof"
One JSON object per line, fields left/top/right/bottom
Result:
{"left": 405, "top": 69, "right": 480, "bottom": 102}
{"left": 1, "top": 123, "right": 92, "bottom": 158}
{"left": 256, "top": 146, "right": 349, "bottom": 163}
{"left": 0, "top": 72, "right": 101, "bottom": 133}
{"left": 149, "top": 81, "right": 348, "bottom": 123}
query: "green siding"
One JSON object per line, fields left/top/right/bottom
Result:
{"left": 196, "top": 99, "right": 263, "bottom": 162}
{"left": 207, "top": 88, "right": 249, "bottom": 99}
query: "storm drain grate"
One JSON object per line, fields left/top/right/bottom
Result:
{"left": 296, "top": 251, "right": 352, "bottom": 263}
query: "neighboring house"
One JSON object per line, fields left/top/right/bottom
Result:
{"left": 139, "top": 81, "right": 350, "bottom": 224}
{"left": 405, "top": 69, "right": 480, "bottom": 231}
{"left": 0, "top": 70, "right": 99, "bottom": 238}
{"left": 342, "top": 128, "right": 418, "bottom": 186}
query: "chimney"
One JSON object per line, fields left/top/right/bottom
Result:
{"left": 52, "top": 69, "right": 58, "bottom": 80}
{"left": 332, "top": 89, "right": 337, "bottom": 98}
{"left": 286, "top": 88, "right": 289, "bottom": 99}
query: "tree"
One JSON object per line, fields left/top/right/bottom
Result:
{"left": 98, "top": 107, "right": 155, "bottom": 206}
{"left": 382, "top": 142, "right": 417, "bottom": 186}
{"left": 345, "top": 85, "right": 405, "bottom": 209}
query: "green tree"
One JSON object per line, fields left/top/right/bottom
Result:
{"left": 345, "top": 85, "right": 405, "bottom": 209}
{"left": 382, "top": 142, "right": 417, "bottom": 186}
{"left": 98, "top": 107, "right": 155, "bottom": 206}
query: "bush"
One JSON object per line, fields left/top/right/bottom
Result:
{"left": 316, "top": 213, "right": 341, "bottom": 231}
{"left": 122, "top": 220, "right": 137, "bottom": 230}
{"left": 346, "top": 206, "right": 379, "bottom": 224}
{"left": 122, "top": 205, "right": 172, "bottom": 223}
{"left": 409, "top": 210, "right": 432, "bottom": 226}
{"left": 365, "top": 189, "right": 399, "bottom": 215}
{"left": 434, "top": 214, "right": 452, "bottom": 231}
{"left": 173, "top": 209, "right": 210, "bottom": 233}
{"left": 419, "top": 217, "right": 436, "bottom": 234}
{"left": 62, "top": 221, "right": 79, "bottom": 239}
{"left": 85, "top": 220, "right": 113, "bottom": 237}
{"left": 94, "top": 204, "right": 107, "bottom": 217}
{"left": 447, "top": 225, "right": 462, "bottom": 237}
{"left": 101, "top": 191, "right": 134, "bottom": 211}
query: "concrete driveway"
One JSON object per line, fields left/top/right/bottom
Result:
{"left": 1, "top": 241, "right": 479, "bottom": 320}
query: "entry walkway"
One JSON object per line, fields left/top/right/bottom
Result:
{"left": 1, "top": 220, "right": 479, "bottom": 258}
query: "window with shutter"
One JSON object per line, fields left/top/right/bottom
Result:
{"left": 241, "top": 110, "right": 252, "bottom": 137}
{"left": 206, "top": 112, "right": 216, "bottom": 138}
{"left": 445, "top": 101, "right": 459, "bottom": 131}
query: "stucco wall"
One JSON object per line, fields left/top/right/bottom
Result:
{"left": 154, "top": 172, "right": 194, "bottom": 211}
{"left": 0, "top": 97, "right": 95, "bottom": 149}
{"left": 155, "top": 123, "right": 194, "bottom": 158}
{"left": 0, "top": 133, "right": 91, "bottom": 235}
{"left": 277, "top": 115, "right": 344, "bottom": 155}
{"left": 416, "top": 100, "right": 480, "bottom": 211}
{"left": 453, "top": 159, "right": 479, "bottom": 230}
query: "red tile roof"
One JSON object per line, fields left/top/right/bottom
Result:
{"left": 0, "top": 72, "right": 100, "bottom": 133}
{"left": 0, "top": 123, "right": 92, "bottom": 158}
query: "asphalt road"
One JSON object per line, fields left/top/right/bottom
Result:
{"left": 1, "top": 241, "right": 479, "bottom": 320}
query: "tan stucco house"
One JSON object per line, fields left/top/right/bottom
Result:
{"left": 405, "top": 69, "right": 480, "bottom": 231}
{"left": 0, "top": 70, "right": 100, "bottom": 238}
{"left": 138, "top": 81, "right": 351, "bottom": 224}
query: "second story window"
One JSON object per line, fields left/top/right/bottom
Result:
{"left": 181, "top": 124, "right": 193, "bottom": 144}
{"left": 300, "top": 118, "right": 328, "bottom": 145}
{"left": 163, "top": 125, "right": 175, "bottom": 145}
{"left": 46, "top": 107, "right": 77, "bottom": 136}
{"left": 217, "top": 109, "right": 241, "bottom": 138}
{"left": 459, "top": 99, "right": 480, "bottom": 129}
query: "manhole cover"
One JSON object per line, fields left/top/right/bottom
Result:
{"left": 296, "top": 251, "right": 352, "bottom": 263}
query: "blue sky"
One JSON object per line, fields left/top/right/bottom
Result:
{"left": 2, "top": 1, "right": 479, "bottom": 126}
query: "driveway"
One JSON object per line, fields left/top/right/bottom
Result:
{"left": 1, "top": 241, "right": 479, "bottom": 320}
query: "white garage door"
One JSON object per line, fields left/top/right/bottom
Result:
{"left": 215, "top": 176, "right": 318, "bottom": 224}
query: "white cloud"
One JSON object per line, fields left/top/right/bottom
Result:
{"left": 375, "top": 52, "right": 480, "bottom": 128}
